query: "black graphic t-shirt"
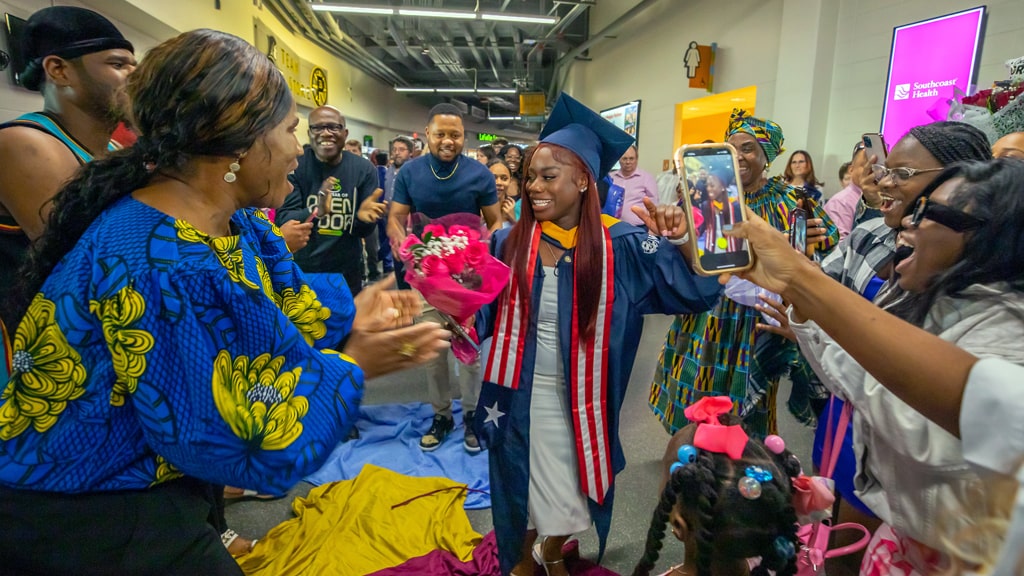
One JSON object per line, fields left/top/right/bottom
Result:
{"left": 276, "top": 148, "right": 378, "bottom": 289}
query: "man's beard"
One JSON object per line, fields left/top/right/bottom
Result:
{"left": 84, "top": 79, "right": 127, "bottom": 127}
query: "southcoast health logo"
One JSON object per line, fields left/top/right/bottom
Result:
{"left": 894, "top": 78, "right": 958, "bottom": 101}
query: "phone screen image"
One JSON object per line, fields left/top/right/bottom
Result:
{"left": 789, "top": 209, "right": 807, "bottom": 254}
{"left": 679, "top": 144, "right": 751, "bottom": 273}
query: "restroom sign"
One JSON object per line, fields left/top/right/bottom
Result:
{"left": 685, "top": 42, "right": 717, "bottom": 92}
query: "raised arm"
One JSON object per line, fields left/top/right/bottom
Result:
{"left": 725, "top": 210, "right": 975, "bottom": 436}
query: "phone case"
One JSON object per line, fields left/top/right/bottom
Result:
{"left": 861, "top": 133, "right": 888, "bottom": 163}
{"left": 675, "top": 143, "right": 753, "bottom": 276}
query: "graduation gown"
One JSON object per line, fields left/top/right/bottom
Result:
{"left": 474, "top": 218, "right": 722, "bottom": 574}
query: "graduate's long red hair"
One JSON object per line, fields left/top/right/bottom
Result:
{"left": 504, "top": 143, "right": 604, "bottom": 341}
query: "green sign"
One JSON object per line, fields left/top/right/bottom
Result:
{"left": 477, "top": 133, "right": 499, "bottom": 142}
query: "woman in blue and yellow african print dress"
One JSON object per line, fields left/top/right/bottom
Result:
{"left": 649, "top": 110, "right": 840, "bottom": 438}
{"left": 0, "top": 30, "right": 448, "bottom": 575}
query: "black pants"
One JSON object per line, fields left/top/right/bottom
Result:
{"left": 0, "top": 479, "right": 243, "bottom": 576}
{"left": 364, "top": 233, "right": 381, "bottom": 280}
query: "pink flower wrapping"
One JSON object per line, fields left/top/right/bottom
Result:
{"left": 791, "top": 475, "right": 835, "bottom": 521}
{"left": 399, "top": 213, "right": 511, "bottom": 364}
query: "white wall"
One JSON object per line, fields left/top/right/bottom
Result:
{"left": 567, "top": 0, "right": 785, "bottom": 175}
{"left": 0, "top": 0, "right": 165, "bottom": 123}
{"left": 820, "top": 0, "right": 1024, "bottom": 194}
{"left": 566, "top": 0, "right": 1024, "bottom": 196}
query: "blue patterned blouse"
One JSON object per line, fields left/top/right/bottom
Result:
{"left": 0, "top": 198, "right": 362, "bottom": 494}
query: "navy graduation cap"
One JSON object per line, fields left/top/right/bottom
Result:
{"left": 539, "top": 92, "right": 636, "bottom": 180}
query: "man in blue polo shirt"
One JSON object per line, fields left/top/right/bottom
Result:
{"left": 388, "top": 103, "right": 501, "bottom": 453}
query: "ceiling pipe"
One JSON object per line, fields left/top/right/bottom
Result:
{"left": 385, "top": 17, "right": 412, "bottom": 59}
{"left": 487, "top": 29, "right": 503, "bottom": 74}
{"left": 525, "top": 1, "right": 589, "bottom": 64}
{"left": 460, "top": 23, "right": 489, "bottom": 73}
{"left": 268, "top": 0, "right": 407, "bottom": 85}
{"left": 547, "top": 0, "right": 663, "bottom": 101}
{"left": 296, "top": 0, "right": 410, "bottom": 85}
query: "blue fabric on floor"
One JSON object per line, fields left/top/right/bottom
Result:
{"left": 305, "top": 400, "right": 491, "bottom": 509}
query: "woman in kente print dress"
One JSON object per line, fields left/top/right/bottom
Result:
{"left": 648, "top": 110, "right": 840, "bottom": 438}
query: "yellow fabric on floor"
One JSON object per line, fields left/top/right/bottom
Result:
{"left": 237, "top": 464, "right": 482, "bottom": 575}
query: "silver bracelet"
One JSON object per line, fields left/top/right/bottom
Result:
{"left": 667, "top": 233, "right": 690, "bottom": 246}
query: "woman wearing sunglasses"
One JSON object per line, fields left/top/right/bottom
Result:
{"left": 758, "top": 159, "right": 1024, "bottom": 574}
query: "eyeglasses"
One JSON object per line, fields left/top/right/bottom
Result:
{"left": 910, "top": 195, "right": 985, "bottom": 232}
{"left": 310, "top": 123, "right": 345, "bottom": 134}
{"left": 872, "top": 164, "right": 943, "bottom": 184}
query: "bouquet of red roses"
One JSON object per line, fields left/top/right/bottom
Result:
{"left": 948, "top": 54, "right": 1024, "bottom": 141}
{"left": 398, "top": 213, "right": 510, "bottom": 364}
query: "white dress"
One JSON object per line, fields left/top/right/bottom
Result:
{"left": 527, "top": 267, "right": 592, "bottom": 536}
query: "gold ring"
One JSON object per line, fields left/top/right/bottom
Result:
{"left": 398, "top": 342, "right": 417, "bottom": 358}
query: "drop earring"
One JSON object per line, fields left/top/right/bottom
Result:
{"left": 224, "top": 154, "right": 243, "bottom": 183}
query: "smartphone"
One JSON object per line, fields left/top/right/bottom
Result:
{"left": 861, "top": 132, "right": 888, "bottom": 163}
{"left": 675, "top": 143, "right": 752, "bottom": 275}
{"left": 316, "top": 189, "right": 331, "bottom": 217}
{"left": 305, "top": 207, "right": 319, "bottom": 223}
{"left": 789, "top": 208, "right": 807, "bottom": 254}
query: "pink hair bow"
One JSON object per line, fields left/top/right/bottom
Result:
{"left": 684, "top": 396, "right": 749, "bottom": 461}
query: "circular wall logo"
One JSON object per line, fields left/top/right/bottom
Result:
{"left": 310, "top": 67, "right": 328, "bottom": 106}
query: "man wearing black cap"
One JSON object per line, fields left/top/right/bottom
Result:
{"left": 388, "top": 103, "right": 501, "bottom": 453}
{"left": 0, "top": 6, "right": 135, "bottom": 295}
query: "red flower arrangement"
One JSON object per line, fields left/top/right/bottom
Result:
{"left": 960, "top": 82, "right": 1024, "bottom": 113}
{"left": 949, "top": 55, "right": 1024, "bottom": 138}
{"left": 398, "top": 213, "right": 510, "bottom": 364}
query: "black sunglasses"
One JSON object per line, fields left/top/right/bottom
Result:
{"left": 910, "top": 195, "right": 985, "bottom": 232}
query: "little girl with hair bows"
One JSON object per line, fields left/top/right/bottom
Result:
{"left": 633, "top": 397, "right": 833, "bottom": 576}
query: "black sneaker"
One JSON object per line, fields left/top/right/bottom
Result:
{"left": 463, "top": 410, "right": 481, "bottom": 453}
{"left": 419, "top": 414, "right": 454, "bottom": 451}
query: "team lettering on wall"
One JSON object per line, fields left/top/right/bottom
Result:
{"left": 307, "top": 188, "right": 355, "bottom": 236}
{"left": 893, "top": 78, "right": 958, "bottom": 100}
{"left": 253, "top": 19, "right": 329, "bottom": 109}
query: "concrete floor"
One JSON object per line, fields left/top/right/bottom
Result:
{"left": 226, "top": 314, "right": 814, "bottom": 575}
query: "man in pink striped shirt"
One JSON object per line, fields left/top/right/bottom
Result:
{"left": 611, "top": 145, "right": 659, "bottom": 226}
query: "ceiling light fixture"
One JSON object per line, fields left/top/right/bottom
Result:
{"left": 488, "top": 116, "right": 521, "bottom": 121}
{"left": 311, "top": 4, "right": 558, "bottom": 25}
{"left": 311, "top": 4, "right": 394, "bottom": 15}
{"left": 395, "top": 87, "right": 518, "bottom": 94}
{"left": 398, "top": 8, "right": 467, "bottom": 19}
{"left": 480, "top": 14, "right": 556, "bottom": 24}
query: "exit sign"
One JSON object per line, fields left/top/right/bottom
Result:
{"left": 477, "top": 133, "right": 499, "bottom": 141}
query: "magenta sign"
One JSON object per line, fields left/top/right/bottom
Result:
{"left": 880, "top": 6, "right": 986, "bottom": 146}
